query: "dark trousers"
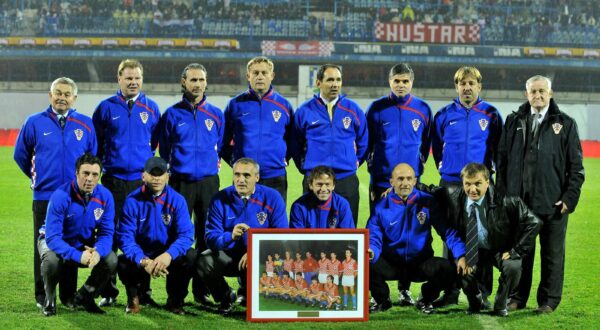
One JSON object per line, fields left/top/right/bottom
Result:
{"left": 259, "top": 174, "right": 288, "bottom": 204}
{"left": 38, "top": 239, "right": 117, "bottom": 305}
{"left": 100, "top": 175, "right": 143, "bottom": 299}
{"left": 370, "top": 255, "right": 456, "bottom": 304}
{"left": 33, "top": 200, "right": 49, "bottom": 302}
{"left": 368, "top": 184, "right": 388, "bottom": 216}
{"left": 196, "top": 249, "right": 246, "bottom": 303}
{"left": 304, "top": 174, "right": 359, "bottom": 226}
{"left": 170, "top": 175, "right": 219, "bottom": 298}
{"left": 461, "top": 249, "right": 521, "bottom": 311}
{"left": 117, "top": 249, "right": 195, "bottom": 307}
{"left": 439, "top": 179, "right": 493, "bottom": 299}
{"left": 510, "top": 212, "right": 567, "bottom": 309}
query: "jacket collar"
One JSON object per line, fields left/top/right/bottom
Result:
{"left": 453, "top": 96, "right": 483, "bottom": 111}
{"left": 70, "top": 180, "right": 97, "bottom": 204}
{"left": 389, "top": 92, "right": 412, "bottom": 105}
{"left": 516, "top": 98, "right": 559, "bottom": 118}
{"left": 247, "top": 85, "right": 274, "bottom": 100}
{"left": 181, "top": 94, "right": 207, "bottom": 111}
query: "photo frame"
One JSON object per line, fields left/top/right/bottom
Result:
{"left": 247, "top": 228, "right": 369, "bottom": 322}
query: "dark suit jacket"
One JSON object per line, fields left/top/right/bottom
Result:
{"left": 447, "top": 185, "right": 540, "bottom": 259}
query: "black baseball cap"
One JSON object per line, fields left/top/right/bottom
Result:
{"left": 144, "top": 157, "right": 168, "bottom": 175}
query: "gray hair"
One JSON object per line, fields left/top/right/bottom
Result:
{"left": 525, "top": 75, "right": 552, "bottom": 91}
{"left": 233, "top": 157, "right": 260, "bottom": 173}
{"left": 50, "top": 77, "right": 78, "bottom": 96}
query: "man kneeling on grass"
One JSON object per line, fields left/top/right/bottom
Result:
{"left": 38, "top": 153, "right": 116, "bottom": 316}
{"left": 117, "top": 157, "right": 195, "bottom": 315}
{"left": 367, "top": 163, "right": 468, "bottom": 314}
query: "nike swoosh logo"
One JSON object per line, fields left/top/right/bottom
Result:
{"left": 43, "top": 132, "right": 53, "bottom": 136}
{"left": 112, "top": 116, "right": 120, "bottom": 120}
{"left": 242, "top": 112, "right": 250, "bottom": 116}
{"left": 228, "top": 216, "right": 236, "bottom": 220}
{"left": 311, "top": 120, "right": 320, "bottom": 125}
{"left": 449, "top": 121, "right": 457, "bottom": 126}
{"left": 178, "top": 122, "right": 186, "bottom": 127}
{"left": 390, "top": 221, "right": 399, "bottom": 226}
{"left": 140, "top": 218, "right": 146, "bottom": 222}
{"left": 517, "top": 127, "right": 523, "bottom": 131}
{"left": 67, "top": 214, "right": 74, "bottom": 218}
{"left": 382, "top": 121, "right": 391, "bottom": 126}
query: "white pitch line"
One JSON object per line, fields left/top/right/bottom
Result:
{"left": 477, "top": 312, "right": 504, "bottom": 329}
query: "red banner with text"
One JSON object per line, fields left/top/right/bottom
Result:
{"left": 374, "top": 22, "right": 481, "bottom": 44}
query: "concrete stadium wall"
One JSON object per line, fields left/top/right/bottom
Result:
{"left": 1, "top": 90, "right": 596, "bottom": 140}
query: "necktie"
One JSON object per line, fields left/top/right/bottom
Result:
{"left": 531, "top": 113, "right": 541, "bottom": 137}
{"left": 327, "top": 102, "right": 334, "bottom": 121}
{"left": 128, "top": 99, "right": 134, "bottom": 110}
{"left": 59, "top": 116, "right": 66, "bottom": 129}
{"left": 465, "top": 203, "right": 479, "bottom": 267}
{"left": 84, "top": 193, "right": 91, "bottom": 204}
{"left": 242, "top": 197, "right": 248, "bottom": 206}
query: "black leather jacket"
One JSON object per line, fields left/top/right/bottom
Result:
{"left": 446, "top": 185, "right": 540, "bottom": 259}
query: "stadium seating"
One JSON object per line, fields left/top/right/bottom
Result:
{"left": 1, "top": 0, "right": 598, "bottom": 47}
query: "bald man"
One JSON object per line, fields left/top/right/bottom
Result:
{"left": 367, "top": 163, "right": 467, "bottom": 314}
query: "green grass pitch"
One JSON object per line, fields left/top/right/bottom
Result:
{"left": 0, "top": 147, "right": 598, "bottom": 329}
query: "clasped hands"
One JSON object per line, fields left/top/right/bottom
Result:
{"left": 80, "top": 246, "right": 101, "bottom": 268}
{"left": 140, "top": 252, "right": 172, "bottom": 278}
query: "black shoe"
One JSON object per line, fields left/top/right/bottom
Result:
{"left": 534, "top": 305, "right": 554, "bottom": 314}
{"left": 139, "top": 294, "right": 160, "bottom": 308}
{"left": 166, "top": 303, "right": 186, "bottom": 315}
{"left": 218, "top": 291, "right": 237, "bottom": 315}
{"left": 36, "top": 295, "right": 46, "bottom": 309}
{"left": 99, "top": 297, "right": 117, "bottom": 307}
{"left": 42, "top": 298, "right": 56, "bottom": 317}
{"left": 493, "top": 309, "right": 509, "bottom": 317}
{"left": 194, "top": 294, "right": 214, "bottom": 306}
{"left": 432, "top": 292, "right": 459, "bottom": 308}
{"left": 507, "top": 299, "right": 525, "bottom": 311}
{"left": 74, "top": 291, "right": 106, "bottom": 314}
{"left": 369, "top": 298, "right": 392, "bottom": 313}
{"left": 481, "top": 297, "right": 492, "bottom": 310}
{"left": 62, "top": 297, "right": 76, "bottom": 309}
{"left": 416, "top": 300, "right": 434, "bottom": 314}
{"left": 398, "top": 290, "right": 415, "bottom": 306}
{"left": 236, "top": 294, "right": 247, "bottom": 307}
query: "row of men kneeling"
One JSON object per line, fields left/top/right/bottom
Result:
{"left": 38, "top": 152, "right": 540, "bottom": 318}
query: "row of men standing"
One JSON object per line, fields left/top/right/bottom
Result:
{"left": 14, "top": 58, "right": 584, "bottom": 316}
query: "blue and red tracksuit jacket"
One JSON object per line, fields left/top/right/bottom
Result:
{"left": 290, "top": 192, "right": 355, "bottom": 229}
{"left": 92, "top": 90, "right": 161, "bottom": 181}
{"left": 118, "top": 184, "right": 194, "bottom": 264}
{"left": 205, "top": 184, "right": 288, "bottom": 259}
{"left": 367, "top": 189, "right": 465, "bottom": 264}
{"left": 14, "top": 107, "right": 97, "bottom": 200}
{"left": 366, "top": 92, "right": 432, "bottom": 188}
{"left": 291, "top": 94, "right": 368, "bottom": 179}
{"left": 431, "top": 97, "right": 503, "bottom": 183}
{"left": 158, "top": 96, "right": 224, "bottom": 181}
{"left": 44, "top": 181, "right": 115, "bottom": 263}
{"left": 221, "top": 86, "right": 293, "bottom": 179}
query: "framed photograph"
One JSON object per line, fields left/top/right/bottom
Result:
{"left": 247, "top": 228, "right": 369, "bottom": 322}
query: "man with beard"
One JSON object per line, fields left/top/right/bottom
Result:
{"left": 157, "top": 63, "right": 224, "bottom": 305}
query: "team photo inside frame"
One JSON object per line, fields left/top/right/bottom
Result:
{"left": 247, "top": 229, "right": 369, "bottom": 322}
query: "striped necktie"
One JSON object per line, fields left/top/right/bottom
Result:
{"left": 465, "top": 203, "right": 479, "bottom": 267}
{"left": 59, "top": 116, "right": 66, "bottom": 128}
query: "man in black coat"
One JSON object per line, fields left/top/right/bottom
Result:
{"left": 449, "top": 163, "right": 540, "bottom": 316}
{"left": 497, "top": 75, "right": 585, "bottom": 314}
